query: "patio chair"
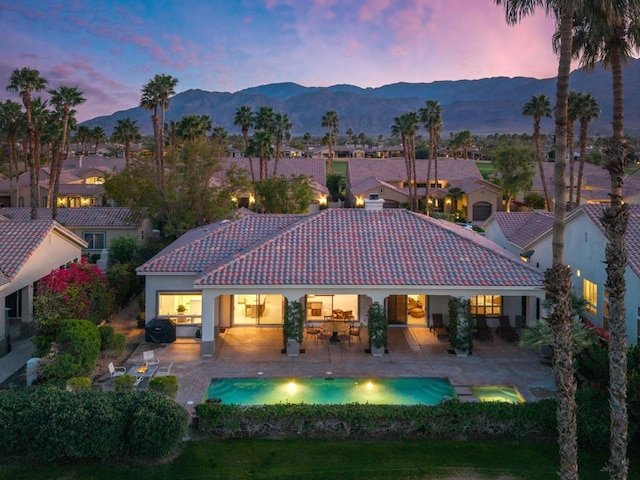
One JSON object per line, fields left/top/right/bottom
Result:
{"left": 348, "top": 322, "right": 362, "bottom": 344}
{"left": 305, "top": 321, "right": 321, "bottom": 344}
{"left": 156, "top": 362, "right": 174, "bottom": 377}
{"left": 474, "top": 314, "right": 493, "bottom": 342}
{"left": 108, "top": 362, "right": 126, "bottom": 379}
{"left": 498, "top": 315, "right": 519, "bottom": 342}
{"left": 143, "top": 349, "right": 160, "bottom": 366}
{"left": 515, "top": 314, "right": 526, "bottom": 329}
{"left": 430, "top": 313, "right": 448, "bottom": 337}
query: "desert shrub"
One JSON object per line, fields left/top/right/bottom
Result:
{"left": 114, "top": 374, "right": 135, "bottom": 391}
{"left": 0, "top": 387, "right": 188, "bottom": 460}
{"left": 109, "top": 235, "right": 143, "bottom": 264}
{"left": 98, "top": 325, "right": 115, "bottom": 350}
{"left": 107, "top": 262, "right": 144, "bottom": 309}
{"left": 66, "top": 377, "right": 92, "bottom": 392}
{"left": 524, "top": 192, "right": 546, "bottom": 209}
{"left": 149, "top": 375, "right": 179, "bottom": 397}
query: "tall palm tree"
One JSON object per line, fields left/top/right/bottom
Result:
{"left": 111, "top": 118, "right": 141, "bottom": 168}
{"left": 302, "top": 132, "right": 312, "bottom": 156}
{"left": 496, "top": 2, "right": 579, "bottom": 480}
{"left": 346, "top": 127, "right": 354, "bottom": 146}
{"left": 419, "top": 100, "right": 443, "bottom": 214}
{"left": 574, "top": 92, "right": 599, "bottom": 206}
{"left": 358, "top": 132, "right": 367, "bottom": 149}
{"left": 571, "top": 3, "right": 640, "bottom": 477}
{"left": 392, "top": 112, "right": 419, "bottom": 211}
{"left": 48, "top": 85, "right": 85, "bottom": 218}
{"left": 567, "top": 91, "right": 580, "bottom": 208}
{"left": 246, "top": 130, "right": 273, "bottom": 184}
{"left": 272, "top": 112, "right": 292, "bottom": 176}
{"left": 321, "top": 110, "right": 339, "bottom": 176}
{"left": 75, "top": 125, "right": 91, "bottom": 154}
{"left": 522, "top": 93, "right": 553, "bottom": 211}
{"left": 211, "top": 126, "right": 228, "bottom": 158}
{"left": 254, "top": 106, "right": 275, "bottom": 180}
{"left": 91, "top": 126, "right": 105, "bottom": 154}
{"left": 0, "top": 100, "right": 23, "bottom": 206}
{"left": 234, "top": 105, "right": 255, "bottom": 181}
{"left": 6, "top": 67, "right": 48, "bottom": 219}
{"left": 175, "top": 114, "right": 212, "bottom": 142}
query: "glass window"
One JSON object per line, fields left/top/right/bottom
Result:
{"left": 583, "top": 279, "right": 597, "bottom": 315}
{"left": 471, "top": 295, "right": 501, "bottom": 316}
{"left": 83, "top": 232, "right": 106, "bottom": 250}
{"left": 158, "top": 292, "right": 202, "bottom": 324}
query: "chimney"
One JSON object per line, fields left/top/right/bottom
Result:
{"left": 364, "top": 193, "right": 385, "bottom": 211}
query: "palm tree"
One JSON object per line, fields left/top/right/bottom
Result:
{"left": 358, "top": 132, "right": 367, "bottom": 149}
{"left": 75, "top": 125, "right": 91, "bottom": 154}
{"left": 0, "top": 100, "right": 23, "bottom": 206}
{"left": 346, "top": 127, "right": 354, "bottom": 146}
{"left": 392, "top": 112, "right": 419, "bottom": 211}
{"left": 496, "top": 2, "right": 578, "bottom": 480}
{"left": 211, "top": 126, "right": 228, "bottom": 158}
{"left": 321, "top": 110, "right": 339, "bottom": 176}
{"left": 567, "top": 91, "right": 580, "bottom": 208}
{"left": 234, "top": 105, "right": 255, "bottom": 182}
{"left": 419, "top": 100, "right": 443, "bottom": 214}
{"left": 246, "top": 130, "right": 273, "bottom": 184}
{"left": 571, "top": 3, "right": 640, "bottom": 477}
{"left": 272, "top": 112, "right": 292, "bottom": 176}
{"left": 302, "top": 132, "right": 312, "bottom": 156}
{"left": 48, "top": 85, "right": 85, "bottom": 217}
{"left": 574, "top": 92, "right": 599, "bottom": 206}
{"left": 6, "top": 67, "right": 48, "bottom": 219}
{"left": 253, "top": 106, "right": 275, "bottom": 180}
{"left": 111, "top": 118, "right": 141, "bottom": 168}
{"left": 91, "top": 126, "right": 105, "bottom": 154}
{"left": 522, "top": 93, "right": 552, "bottom": 211}
{"left": 175, "top": 114, "right": 212, "bottom": 142}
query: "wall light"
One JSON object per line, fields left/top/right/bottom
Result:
{"left": 520, "top": 250, "right": 534, "bottom": 262}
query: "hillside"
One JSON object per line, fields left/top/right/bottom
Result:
{"left": 82, "top": 58, "right": 640, "bottom": 138}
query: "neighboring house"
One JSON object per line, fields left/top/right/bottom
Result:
{"left": 346, "top": 158, "right": 502, "bottom": 223}
{"left": 137, "top": 197, "right": 545, "bottom": 356}
{"left": 484, "top": 205, "right": 640, "bottom": 345}
{"left": 0, "top": 207, "right": 151, "bottom": 259}
{"left": 0, "top": 220, "right": 86, "bottom": 357}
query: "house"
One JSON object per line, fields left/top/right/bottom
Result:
{"left": 346, "top": 158, "right": 502, "bottom": 222}
{"left": 0, "top": 207, "right": 151, "bottom": 259}
{"left": 137, "top": 197, "right": 545, "bottom": 357}
{"left": 483, "top": 205, "right": 640, "bottom": 345}
{"left": 0, "top": 220, "right": 86, "bottom": 357}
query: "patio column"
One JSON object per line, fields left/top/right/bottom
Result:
{"left": 21, "top": 284, "right": 34, "bottom": 338}
{"left": 200, "top": 290, "right": 218, "bottom": 357}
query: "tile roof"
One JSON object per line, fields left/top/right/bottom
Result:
{"left": 347, "top": 158, "right": 483, "bottom": 184}
{"left": 576, "top": 204, "right": 640, "bottom": 278}
{"left": 139, "top": 209, "right": 543, "bottom": 289}
{"left": 0, "top": 207, "right": 142, "bottom": 227}
{"left": 56, "top": 184, "right": 105, "bottom": 195}
{"left": 489, "top": 212, "right": 554, "bottom": 249}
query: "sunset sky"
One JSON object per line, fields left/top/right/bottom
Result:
{"left": 1, "top": 0, "right": 561, "bottom": 122}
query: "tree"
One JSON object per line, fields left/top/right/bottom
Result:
{"left": 571, "top": 2, "right": 640, "bottom": 477}
{"left": 491, "top": 146, "right": 536, "bottom": 211}
{"left": 234, "top": 105, "right": 255, "bottom": 181}
{"left": 253, "top": 174, "right": 314, "bottom": 214}
{"left": 522, "top": 93, "right": 552, "bottom": 211}
{"left": 246, "top": 130, "right": 273, "bottom": 182}
{"left": 419, "top": 100, "right": 443, "bottom": 214}
{"left": 392, "top": 112, "right": 419, "bottom": 211}
{"left": 211, "top": 126, "right": 228, "bottom": 159}
{"left": 567, "top": 91, "right": 580, "bottom": 208}
{"left": 358, "top": 132, "right": 367, "bottom": 149}
{"left": 272, "top": 112, "right": 292, "bottom": 176}
{"left": 175, "top": 114, "right": 212, "bottom": 142}
{"left": 48, "top": 85, "right": 85, "bottom": 219}
{"left": 302, "top": 132, "right": 312, "bottom": 156}
{"left": 6, "top": 67, "right": 48, "bottom": 219}
{"left": 91, "top": 126, "right": 105, "bottom": 154}
{"left": 111, "top": 117, "right": 141, "bottom": 168}
{"left": 449, "top": 130, "right": 473, "bottom": 160}
{"left": 321, "top": 110, "right": 339, "bottom": 176}
{"left": 0, "top": 99, "right": 23, "bottom": 206}
{"left": 496, "top": 2, "right": 579, "bottom": 479}
{"left": 574, "top": 92, "right": 599, "bottom": 206}
{"left": 346, "top": 127, "right": 354, "bottom": 146}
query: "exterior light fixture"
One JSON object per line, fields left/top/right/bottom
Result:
{"left": 520, "top": 250, "right": 534, "bottom": 262}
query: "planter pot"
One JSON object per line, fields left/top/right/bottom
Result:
{"left": 286, "top": 339, "right": 300, "bottom": 356}
{"left": 455, "top": 348, "right": 470, "bottom": 357}
{"left": 371, "top": 345, "right": 385, "bottom": 356}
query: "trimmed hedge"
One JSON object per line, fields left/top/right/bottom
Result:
{"left": 0, "top": 387, "right": 188, "bottom": 460}
{"left": 149, "top": 375, "right": 179, "bottom": 397}
{"left": 194, "top": 399, "right": 557, "bottom": 440}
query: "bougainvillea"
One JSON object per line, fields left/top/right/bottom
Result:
{"left": 33, "top": 260, "right": 115, "bottom": 356}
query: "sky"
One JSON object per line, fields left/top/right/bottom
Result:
{"left": 0, "top": 0, "right": 561, "bottom": 122}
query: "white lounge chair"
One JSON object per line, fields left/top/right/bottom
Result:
{"left": 156, "top": 362, "right": 174, "bottom": 377}
{"left": 109, "top": 362, "right": 126, "bottom": 379}
{"left": 143, "top": 350, "right": 160, "bottom": 365}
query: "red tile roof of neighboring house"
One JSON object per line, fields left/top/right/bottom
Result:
{"left": 347, "top": 158, "right": 483, "bottom": 184}
{"left": 0, "top": 207, "right": 142, "bottom": 227}
{"left": 577, "top": 204, "right": 640, "bottom": 278}
{"left": 56, "top": 184, "right": 105, "bottom": 195}
{"left": 139, "top": 209, "right": 544, "bottom": 289}
{"left": 489, "top": 211, "right": 554, "bottom": 249}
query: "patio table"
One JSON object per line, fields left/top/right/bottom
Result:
{"left": 127, "top": 364, "right": 158, "bottom": 385}
{"left": 321, "top": 321, "right": 350, "bottom": 344}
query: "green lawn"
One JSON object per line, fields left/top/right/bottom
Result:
{"left": 4, "top": 439, "right": 638, "bottom": 480}
{"left": 474, "top": 160, "right": 494, "bottom": 180}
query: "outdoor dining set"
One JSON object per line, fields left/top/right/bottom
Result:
{"left": 305, "top": 309, "right": 361, "bottom": 347}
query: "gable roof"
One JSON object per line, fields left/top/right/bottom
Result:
{"left": 0, "top": 207, "right": 143, "bottom": 228}
{"left": 140, "top": 209, "right": 543, "bottom": 289}
{"left": 486, "top": 211, "right": 554, "bottom": 250}
{"left": 347, "top": 158, "right": 483, "bottom": 184}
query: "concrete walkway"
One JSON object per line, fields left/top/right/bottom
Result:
{"left": 0, "top": 338, "right": 34, "bottom": 385}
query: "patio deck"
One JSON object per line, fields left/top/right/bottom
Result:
{"left": 123, "top": 326, "right": 556, "bottom": 415}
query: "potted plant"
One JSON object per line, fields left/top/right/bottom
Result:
{"left": 177, "top": 304, "right": 186, "bottom": 314}
{"left": 367, "top": 302, "right": 388, "bottom": 356}
{"left": 448, "top": 297, "right": 473, "bottom": 356}
{"left": 283, "top": 300, "right": 304, "bottom": 356}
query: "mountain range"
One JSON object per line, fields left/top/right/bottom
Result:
{"left": 82, "top": 58, "right": 640, "bottom": 139}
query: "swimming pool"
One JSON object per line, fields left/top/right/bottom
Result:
{"left": 471, "top": 385, "right": 525, "bottom": 403}
{"left": 205, "top": 377, "right": 457, "bottom": 405}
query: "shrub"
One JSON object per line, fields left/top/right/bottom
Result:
{"left": 66, "top": 377, "right": 92, "bottom": 392}
{"left": 448, "top": 297, "right": 473, "bottom": 354}
{"left": 109, "top": 235, "right": 143, "bottom": 264}
{"left": 114, "top": 374, "right": 136, "bottom": 391}
{"left": 99, "top": 325, "right": 115, "bottom": 350}
{"left": 367, "top": 302, "right": 387, "bottom": 349}
{"left": 149, "top": 375, "right": 179, "bottom": 397}
{"left": 283, "top": 300, "right": 304, "bottom": 348}
{"left": 524, "top": 192, "right": 546, "bottom": 209}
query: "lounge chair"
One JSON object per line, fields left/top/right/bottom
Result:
{"left": 108, "top": 362, "right": 126, "bottom": 379}
{"left": 498, "top": 315, "right": 519, "bottom": 342}
{"left": 156, "top": 362, "right": 174, "bottom": 377}
{"left": 474, "top": 314, "right": 493, "bottom": 342}
{"left": 143, "top": 350, "right": 160, "bottom": 365}
{"left": 431, "top": 313, "right": 448, "bottom": 339}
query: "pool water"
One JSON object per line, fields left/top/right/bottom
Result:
{"left": 471, "top": 385, "right": 525, "bottom": 403}
{"left": 205, "top": 377, "right": 457, "bottom": 405}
